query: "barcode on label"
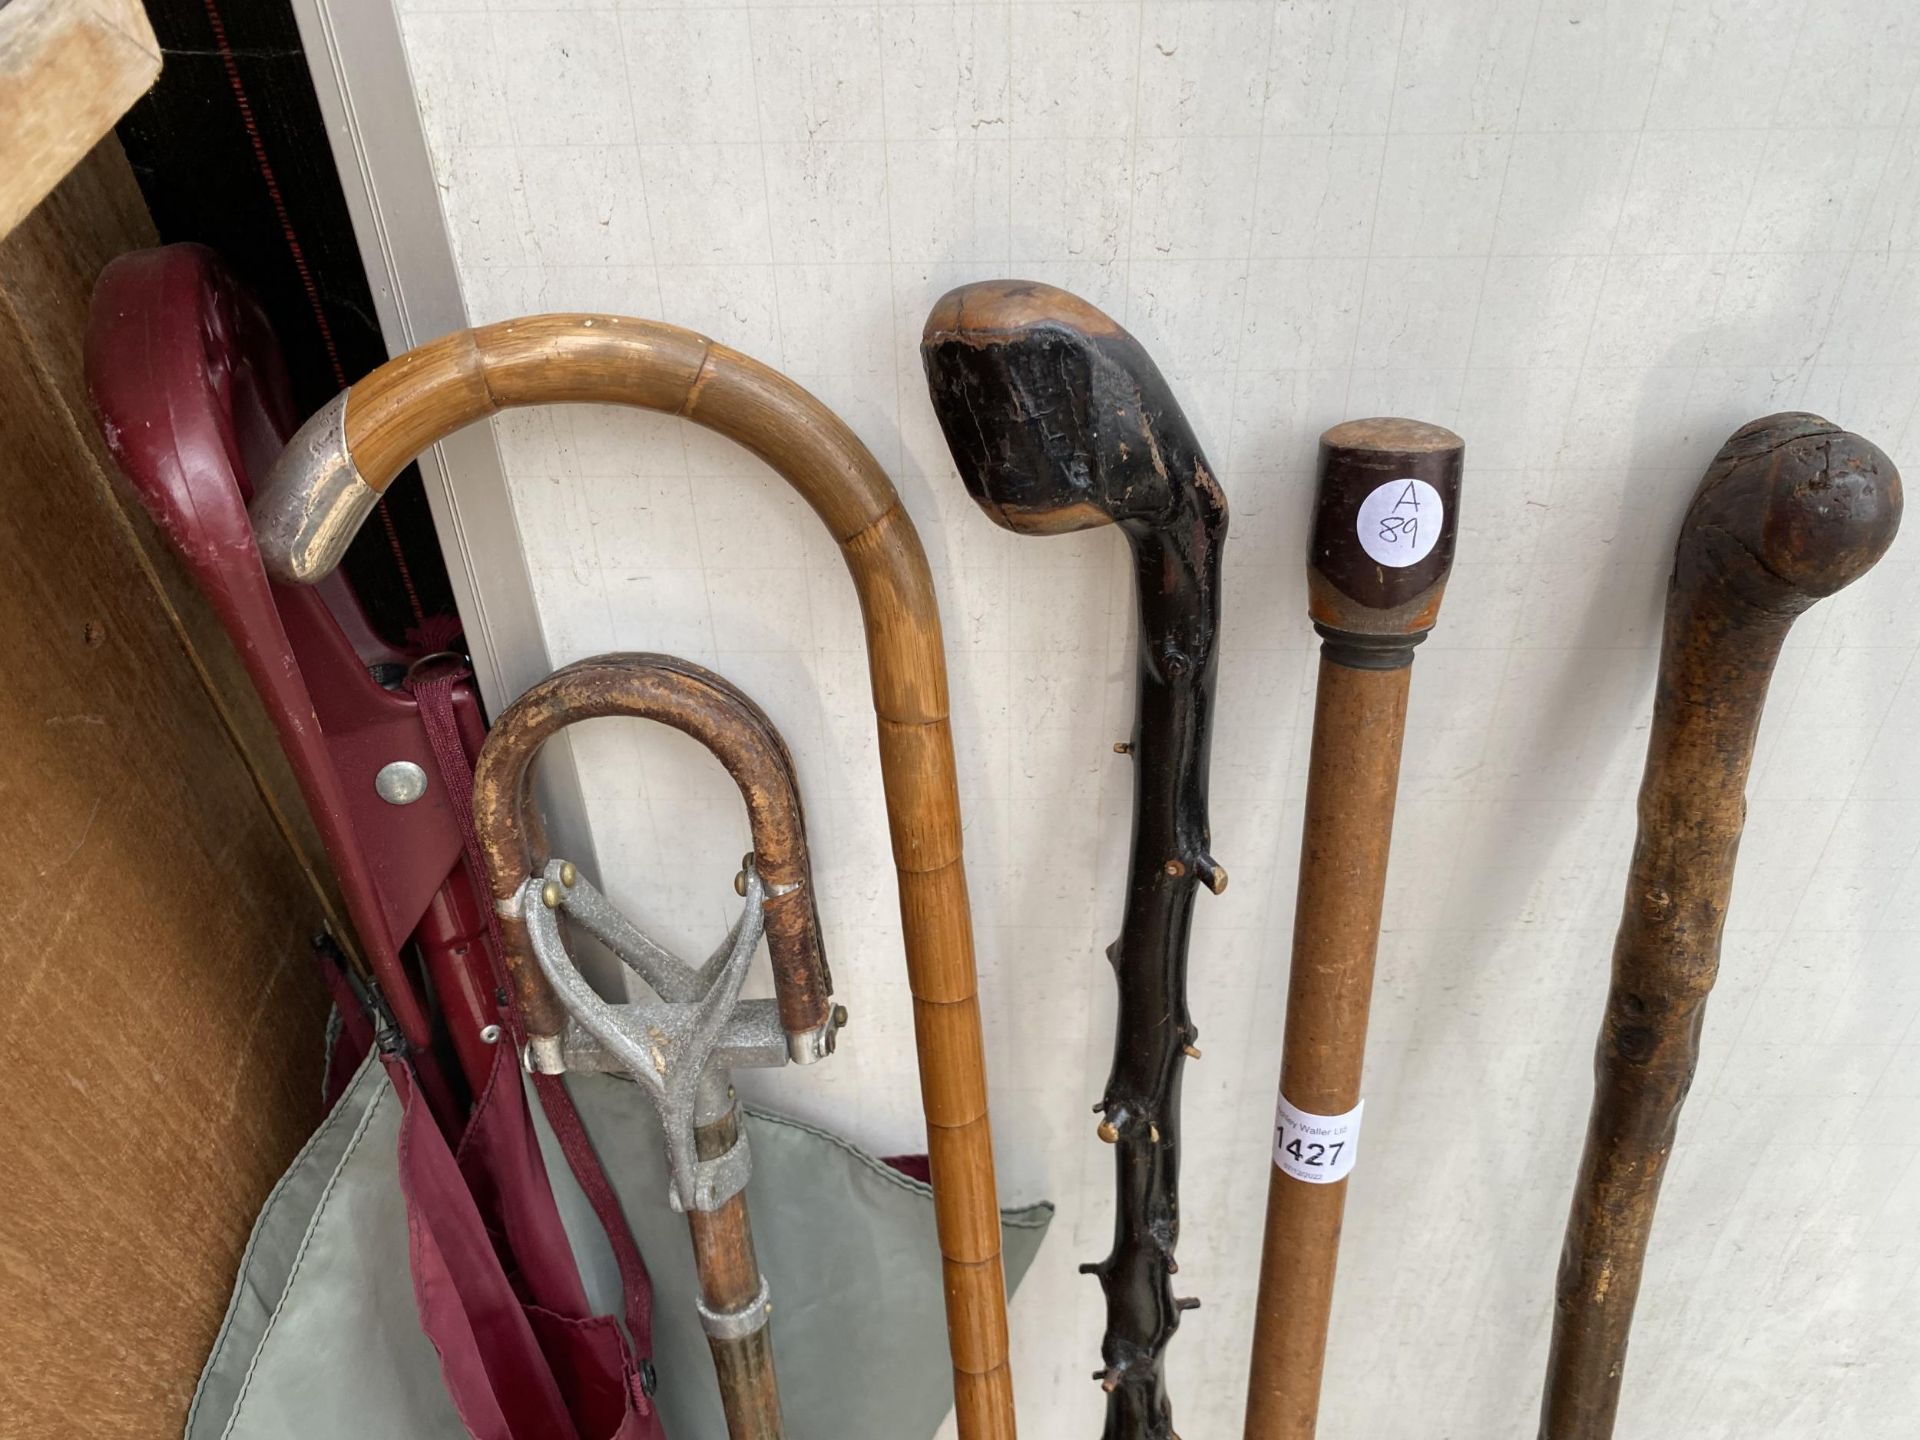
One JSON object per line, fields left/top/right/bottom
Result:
{"left": 1272, "top": 1092, "right": 1363, "bottom": 1185}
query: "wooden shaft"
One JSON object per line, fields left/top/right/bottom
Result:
{"left": 920, "top": 280, "right": 1229, "bottom": 1440}
{"left": 1245, "top": 418, "right": 1462, "bottom": 1440}
{"left": 1243, "top": 660, "right": 1409, "bottom": 1439}
{"left": 689, "top": 1109, "right": 782, "bottom": 1440}
{"left": 260, "top": 315, "right": 1014, "bottom": 1436}
{"left": 1540, "top": 413, "right": 1901, "bottom": 1438}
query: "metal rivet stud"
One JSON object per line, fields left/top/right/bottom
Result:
{"left": 375, "top": 760, "right": 429, "bottom": 805}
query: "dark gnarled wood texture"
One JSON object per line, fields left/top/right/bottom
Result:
{"left": 1540, "top": 412, "right": 1902, "bottom": 1439}
{"left": 923, "top": 280, "right": 1228, "bottom": 1440}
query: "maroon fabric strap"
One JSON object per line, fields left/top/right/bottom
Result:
{"left": 386, "top": 1053, "right": 581, "bottom": 1440}
{"left": 410, "top": 664, "right": 659, "bottom": 1399}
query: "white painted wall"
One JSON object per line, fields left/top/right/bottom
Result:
{"left": 387, "top": 0, "right": 1920, "bottom": 1433}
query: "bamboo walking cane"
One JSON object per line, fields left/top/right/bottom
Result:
{"left": 249, "top": 317, "right": 1018, "bottom": 1438}
{"left": 1540, "top": 412, "right": 1901, "bottom": 1438}
{"left": 1243, "top": 419, "right": 1464, "bottom": 1440}
{"left": 922, "top": 280, "right": 1229, "bottom": 1440}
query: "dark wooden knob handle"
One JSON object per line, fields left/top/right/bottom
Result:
{"left": 1308, "top": 418, "right": 1464, "bottom": 661}
{"left": 921, "top": 279, "right": 1226, "bottom": 540}
{"left": 1674, "top": 411, "right": 1901, "bottom": 620}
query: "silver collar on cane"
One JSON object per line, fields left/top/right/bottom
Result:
{"left": 517, "top": 858, "right": 791, "bottom": 1216}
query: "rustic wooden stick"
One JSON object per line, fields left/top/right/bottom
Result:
{"left": 1243, "top": 418, "right": 1463, "bottom": 1440}
{"left": 1540, "top": 412, "right": 1901, "bottom": 1439}
{"left": 922, "top": 279, "right": 1228, "bottom": 1440}
{"left": 251, "top": 318, "right": 1018, "bottom": 1439}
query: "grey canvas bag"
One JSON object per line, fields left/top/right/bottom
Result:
{"left": 187, "top": 1056, "right": 1052, "bottom": 1440}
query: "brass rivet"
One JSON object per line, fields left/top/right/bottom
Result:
{"left": 541, "top": 880, "right": 563, "bottom": 908}
{"left": 1097, "top": 1120, "right": 1119, "bottom": 1144}
{"left": 1163, "top": 859, "right": 1186, "bottom": 878}
{"left": 559, "top": 861, "right": 578, "bottom": 888}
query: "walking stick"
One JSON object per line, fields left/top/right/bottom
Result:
{"left": 249, "top": 316, "right": 1018, "bottom": 1438}
{"left": 474, "top": 653, "right": 837, "bottom": 1440}
{"left": 1243, "top": 418, "right": 1464, "bottom": 1440}
{"left": 922, "top": 280, "right": 1229, "bottom": 1440}
{"left": 1540, "top": 412, "right": 1901, "bottom": 1439}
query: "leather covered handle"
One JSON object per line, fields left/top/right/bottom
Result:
{"left": 256, "top": 313, "right": 1018, "bottom": 1437}
{"left": 472, "top": 653, "right": 832, "bottom": 1045}
{"left": 1308, "top": 418, "right": 1463, "bottom": 661}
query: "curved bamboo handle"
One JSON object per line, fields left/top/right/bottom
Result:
{"left": 253, "top": 316, "right": 1017, "bottom": 1438}
{"left": 1541, "top": 412, "right": 1901, "bottom": 1439}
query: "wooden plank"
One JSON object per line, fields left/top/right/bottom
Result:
{"left": 0, "top": 0, "right": 162, "bottom": 238}
{"left": 0, "top": 141, "right": 330, "bottom": 1437}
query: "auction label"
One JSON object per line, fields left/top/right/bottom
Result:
{"left": 1272, "top": 1091, "right": 1364, "bottom": 1185}
{"left": 1356, "top": 478, "right": 1442, "bottom": 568}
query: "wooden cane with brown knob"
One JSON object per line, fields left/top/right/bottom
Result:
{"left": 1243, "top": 418, "right": 1464, "bottom": 1440}
{"left": 1540, "top": 412, "right": 1901, "bottom": 1439}
{"left": 250, "top": 316, "right": 1019, "bottom": 1439}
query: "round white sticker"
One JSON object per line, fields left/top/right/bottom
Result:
{"left": 1355, "top": 478, "right": 1443, "bottom": 568}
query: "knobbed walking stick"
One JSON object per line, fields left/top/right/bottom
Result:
{"left": 922, "top": 280, "right": 1228, "bottom": 1440}
{"left": 1243, "top": 419, "right": 1464, "bottom": 1440}
{"left": 1540, "top": 412, "right": 1901, "bottom": 1439}
{"left": 249, "top": 316, "right": 1019, "bottom": 1438}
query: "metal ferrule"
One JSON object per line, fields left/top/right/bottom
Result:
{"left": 669, "top": 1122, "right": 755, "bottom": 1215}
{"left": 523, "top": 1032, "right": 567, "bottom": 1075}
{"left": 786, "top": 1018, "right": 838, "bottom": 1065}
{"left": 1313, "top": 622, "right": 1428, "bottom": 671}
{"left": 697, "top": 1275, "right": 773, "bottom": 1342}
{"left": 250, "top": 391, "right": 381, "bottom": 585}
